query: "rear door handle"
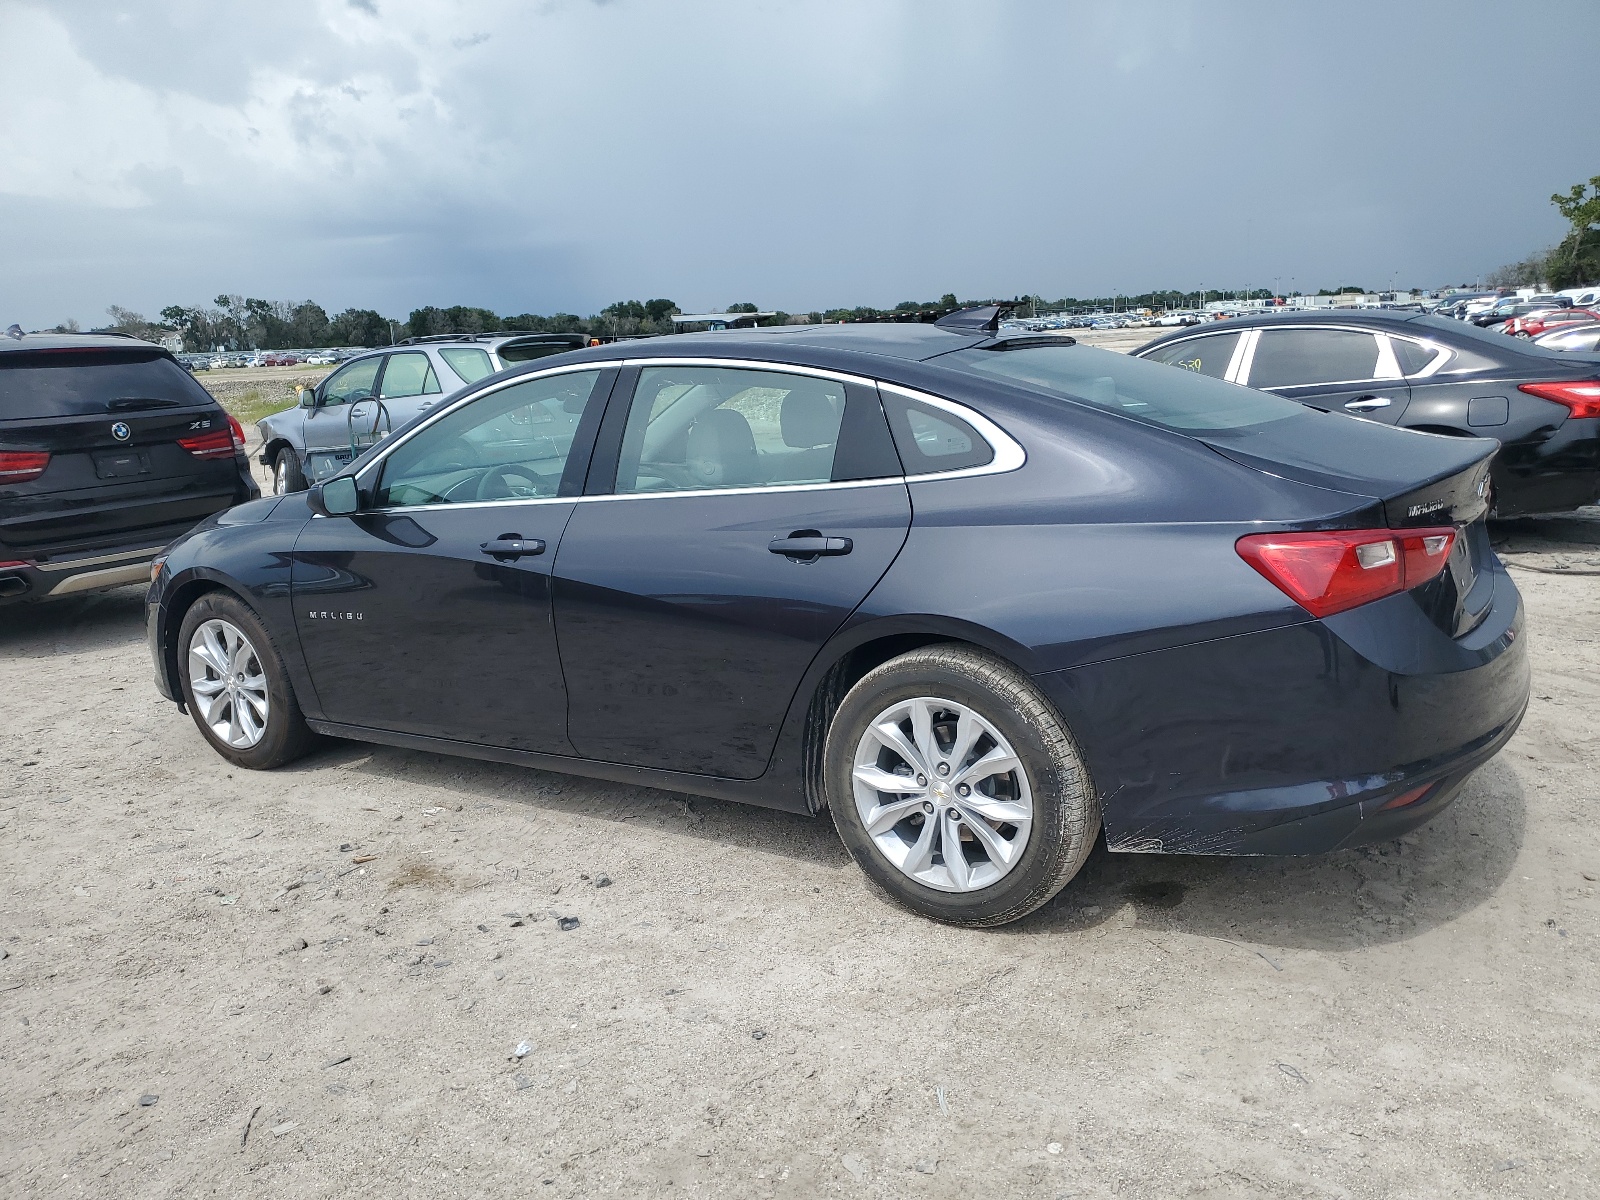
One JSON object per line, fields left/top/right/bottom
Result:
{"left": 479, "top": 533, "right": 546, "bottom": 561}
{"left": 1344, "top": 395, "right": 1393, "bottom": 411}
{"left": 769, "top": 532, "right": 853, "bottom": 559}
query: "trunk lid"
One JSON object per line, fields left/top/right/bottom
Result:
{"left": 1201, "top": 408, "right": 1497, "bottom": 638}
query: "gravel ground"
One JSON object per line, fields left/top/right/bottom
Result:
{"left": 1, "top": 433, "right": 1597, "bottom": 1196}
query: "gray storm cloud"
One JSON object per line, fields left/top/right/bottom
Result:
{"left": 0, "top": 0, "right": 1592, "bottom": 329}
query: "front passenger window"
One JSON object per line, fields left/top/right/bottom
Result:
{"left": 320, "top": 357, "right": 381, "bottom": 407}
{"left": 374, "top": 370, "right": 603, "bottom": 508}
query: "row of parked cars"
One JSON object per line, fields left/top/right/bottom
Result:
{"left": 3, "top": 301, "right": 1595, "bottom": 924}
{"left": 178, "top": 348, "right": 355, "bottom": 372}
{"left": 1423, "top": 288, "right": 1600, "bottom": 357}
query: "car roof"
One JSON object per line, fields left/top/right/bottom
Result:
{"left": 395, "top": 332, "right": 588, "bottom": 347}
{"left": 1136, "top": 308, "right": 1485, "bottom": 346}
{"left": 558, "top": 322, "right": 993, "bottom": 367}
{"left": 0, "top": 332, "right": 167, "bottom": 355}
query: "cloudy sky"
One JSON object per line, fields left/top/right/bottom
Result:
{"left": 1, "top": 0, "right": 1595, "bottom": 329}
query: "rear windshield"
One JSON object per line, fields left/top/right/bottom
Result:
{"left": 0, "top": 350, "right": 215, "bottom": 418}
{"left": 947, "top": 344, "right": 1302, "bottom": 433}
{"left": 497, "top": 341, "right": 578, "bottom": 365}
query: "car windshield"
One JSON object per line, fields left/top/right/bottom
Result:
{"left": 945, "top": 343, "right": 1302, "bottom": 433}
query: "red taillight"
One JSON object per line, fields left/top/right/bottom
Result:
{"left": 0, "top": 450, "right": 51, "bottom": 483}
{"left": 1519, "top": 381, "right": 1600, "bottom": 419}
{"left": 226, "top": 414, "right": 247, "bottom": 452}
{"left": 1236, "top": 526, "right": 1456, "bottom": 618}
{"left": 177, "top": 426, "right": 237, "bottom": 460}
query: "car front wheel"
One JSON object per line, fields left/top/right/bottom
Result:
{"left": 825, "top": 645, "right": 1099, "bottom": 927}
{"left": 177, "top": 591, "right": 315, "bottom": 770}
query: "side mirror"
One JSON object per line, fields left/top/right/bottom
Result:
{"left": 307, "top": 476, "right": 361, "bottom": 517}
{"left": 300, "top": 387, "right": 318, "bottom": 408}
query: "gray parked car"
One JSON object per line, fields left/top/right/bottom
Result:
{"left": 257, "top": 333, "right": 591, "bottom": 493}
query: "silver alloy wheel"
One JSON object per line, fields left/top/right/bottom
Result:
{"left": 187, "top": 618, "right": 270, "bottom": 749}
{"left": 272, "top": 456, "right": 288, "bottom": 495}
{"left": 851, "top": 696, "right": 1033, "bottom": 893}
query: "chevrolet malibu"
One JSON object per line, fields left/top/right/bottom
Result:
{"left": 147, "top": 311, "right": 1529, "bottom": 926}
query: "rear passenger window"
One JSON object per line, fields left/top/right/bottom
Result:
{"left": 1391, "top": 338, "right": 1442, "bottom": 376}
{"left": 1140, "top": 332, "right": 1240, "bottom": 379}
{"left": 880, "top": 392, "right": 994, "bottom": 474}
{"left": 379, "top": 352, "right": 442, "bottom": 399}
{"left": 1247, "top": 329, "right": 1381, "bottom": 388}
{"left": 614, "top": 367, "right": 847, "bottom": 493}
{"left": 439, "top": 347, "right": 495, "bottom": 384}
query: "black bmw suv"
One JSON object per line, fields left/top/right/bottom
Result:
{"left": 0, "top": 332, "right": 258, "bottom": 604}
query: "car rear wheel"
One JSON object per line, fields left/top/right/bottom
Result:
{"left": 177, "top": 592, "right": 315, "bottom": 770}
{"left": 825, "top": 645, "right": 1099, "bottom": 926}
{"left": 272, "top": 448, "right": 307, "bottom": 494}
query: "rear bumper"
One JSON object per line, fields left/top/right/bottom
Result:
{"left": 0, "top": 543, "right": 163, "bottom": 605}
{"left": 1034, "top": 555, "right": 1530, "bottom": 856}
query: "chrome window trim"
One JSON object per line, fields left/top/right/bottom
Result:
{"left": 1226, "top": 329, "right": 1258, "bottom": 383}
{"left": 1390, "top": 335, "right": 1451, "bottom": 379}
{"left": 876, "top": 381, "right": 1026, "bottom": 481}
{"left": 1373, "top": 335, "right": 1403, "bottom": 381}
{"left": 335, "top": 356, "right": 1025, "bottom": 515}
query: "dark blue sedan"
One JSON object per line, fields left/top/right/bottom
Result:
{"left": 146, "top": 310, "right": 1529, "bottom": 926}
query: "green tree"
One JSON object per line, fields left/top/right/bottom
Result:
{"left": 725, "top": 302, "right": 759, "bottom": 313}
{"left": 1547, "top": 175, "right": 1600, "bottom": 288}
{"left": 327, "top": 308, "right": 392, "bottom": 347}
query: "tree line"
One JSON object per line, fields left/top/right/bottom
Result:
{"left": 1488, "top": 175, "right": 1600, "bottom": 289}
{"left": 57, "top": 282, "right": 1427, "bottom": 351}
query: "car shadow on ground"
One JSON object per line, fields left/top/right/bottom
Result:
{"left": 299, "top": 733, "right": 1526, "bottom": 953}
{"left": 0, "top": 584, "right": 147, "bottom": 657}
{"left": 284, "top": 735, "right": 859, "bottom": 870}
{"left": 1017, "top": 755, "right": 1527, "bottom": 952}
{"left": 12, "top": 573, "right": 1535, "bottom": 952}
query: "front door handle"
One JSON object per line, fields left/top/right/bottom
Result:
{"left": 479, "top": 533, "right": 546, "bottom": 561}
{"left": 1344, "top": 395, "right": 1394, "bottom": 411}
{"left": 769, "top": 532, "right": 853, "bottom": 560}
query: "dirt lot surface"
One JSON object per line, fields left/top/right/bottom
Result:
{"left": 3, "top": 480, "right": 1599, "bottom": 1195}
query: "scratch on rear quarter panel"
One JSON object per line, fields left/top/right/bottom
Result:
{"left": 1109, "top": 825, "right": 1248, "bottom": 855}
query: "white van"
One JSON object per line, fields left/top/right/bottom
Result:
{"left": 1558, "top": 285, "right": 1600, "bottom": 308}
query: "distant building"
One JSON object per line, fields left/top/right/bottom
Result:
{"left": 159, "top": 332, "right": 185, "bottom": 353}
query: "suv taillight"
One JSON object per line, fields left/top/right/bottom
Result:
{"left": 1519, "top": 381, "right": 1600, "bottom": 419}
{"left": 1236, "top": 527, "right": 1456, "bottom": 618}
{"left": 0, "top": 450, "right": 50, "bottom": 483}
{"left": 178, "top": 415, "right": 246, "bottom": 461}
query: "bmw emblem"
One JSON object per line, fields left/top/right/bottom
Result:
{"left": 111, "top": 421, "right": 132, "bottom": 442}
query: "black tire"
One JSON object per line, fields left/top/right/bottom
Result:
{"left": 825, "top": 645, "right": 1099, "bottom": 927}
{"left": 273, "top": 447, "right": 308, "bottom": 494}
{"left": 176, "top": 591, "right": 316, "bottom": 770}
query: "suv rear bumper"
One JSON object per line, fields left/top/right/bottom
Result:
{"left": 0, "top": 542, "right": 164, "bottom": 604}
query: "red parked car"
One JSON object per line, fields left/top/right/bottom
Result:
{"left": 1503, "top": 308, "right": 1599, "bottom": 338}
